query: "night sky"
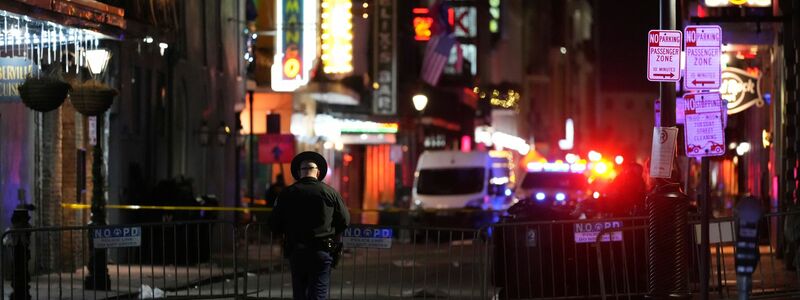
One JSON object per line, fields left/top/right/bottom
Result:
{"left": 597, "top": 0, "right": 661, "bottom": 93}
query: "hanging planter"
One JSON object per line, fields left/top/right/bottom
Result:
{"left": 70, "top": 80, "right": 118, "bottom": 116}
{"left": 18, "top": 76, "right": 71, "bottom": 113}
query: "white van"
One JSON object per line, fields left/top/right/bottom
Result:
{"left": 412, "top": 150, "right": 512, "bottom": 210}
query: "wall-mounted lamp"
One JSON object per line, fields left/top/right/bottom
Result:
{"left": 412, "top": 94, "right": 428, "bottom": 111}
{"left": 85, "top": 49, "right": 110, "bottom": 75}
{"left": 217, "top": 121, "right": 231, "bottom": 146}
{"left": 199, "top": 121, "right": 211, "bottom": 146}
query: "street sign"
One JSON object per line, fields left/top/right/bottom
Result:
{"left": 257, "top": 134, "right": 295, "bottom": 164}
{"left": 684, "top": 92, "right": 726, "bottom": 157}
{"left": 647, "top": 30, "right": 682, "bottom": 82}
{"left": 342, "top": 227, "right": 393, "bottom": 249}
{"left": 684, "top": 25, "right": 722, "bottom": 90}
{"left": 573, "top": 221, "right": 623, "bottom": 243}
{"left": 93, "top": 226, "right": 142, "bottom": 249}
{"left": 676, "top": 97, "right": 685, "bottom": 124}
{"left": 89, "top": 116, "right": 97, "bottom": 146}
{"left": 649, "top": 127, "right": 679, "bottom": 178}
{"left": 654, "top": 99, "right": 662, "bottom": 127}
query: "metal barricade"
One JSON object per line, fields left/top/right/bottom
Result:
{"left": 1, "top": 221, "right": 239, "bottom": 299}
{"left": 486, "top": 216, "right": 648, "bottom": 300}
{"left": 689, "top": 212, "right": 800, "bottom": 299}
{"left": 595, "top": 225, "right": 649, "bottom": 300}
{"left": 242, "top": 222, "right": 490, "bottom": 299}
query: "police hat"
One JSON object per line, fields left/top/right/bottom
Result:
{"left": 290, "top": 151, "right": 328, "bottom": 181}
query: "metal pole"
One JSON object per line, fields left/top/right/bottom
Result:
{"left": 700, "top": 157, "right": 710, "bottom": 300}
{"left": 85, "top": 114, "right": 111, "bottom": 290}
{"left": 249, "top": 91, "right": 255, "bottom": 217}
{"left": 659, "top": 0, "right": 676, "bottom": 128}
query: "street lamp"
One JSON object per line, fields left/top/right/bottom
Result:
{"left": 412, "top": 94, "right": 428, "bottom": 111}
{"left": 85, "top": 49, "right": 111, "bottom": 75}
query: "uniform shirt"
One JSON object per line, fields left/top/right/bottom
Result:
{"left": 270, "top": 177, "right": 350, "bottom": 244}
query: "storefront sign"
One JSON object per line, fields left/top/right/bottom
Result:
{"left": 684, "top": 92, "right": 726, "bottom": 157}
{"left": 272, "top": 0, "right": 316, "bottom": 91}
{"left": 720, "top": 67, "right": 764, "bottom": 115}
{"left": 0, "top": 58, "right": 38, "bottom": 102}
{"left": 373, "top": 0, "right": 397, "bottom": 115}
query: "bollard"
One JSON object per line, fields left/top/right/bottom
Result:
{"left": 9, "top": 189, "right": 34, "bottom": 300}
{"left": 646, "top": 181, "right": 690, "bottom": 299}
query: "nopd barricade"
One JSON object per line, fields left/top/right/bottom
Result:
{"left": 487, "top": 216, "right": 648, "bottom": 299}
{"left": 1, "top": 221, "right": 240, "bottom": 299}
{"left": 242, "top": 222, "right": 490, "bottom": 299}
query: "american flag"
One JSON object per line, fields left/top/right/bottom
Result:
{"left": 420, "top": 33, "right": 456, "bottom": 86}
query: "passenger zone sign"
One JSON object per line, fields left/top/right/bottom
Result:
{"left": 684, "top": 25, "right": 722, "bottom": 90}
{"left": 647, "top": 30, "right": 682, "bottom": 82}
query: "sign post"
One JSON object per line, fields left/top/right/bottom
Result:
{"left": 684, "top": 91, "right": 726, "bottom": 300}
{"left": 684, "top": 25, "right": 722, "bottom": 90}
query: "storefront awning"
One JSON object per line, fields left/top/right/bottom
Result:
{"left": 295, "top": 81, "right": 360, "bottom": 106}
{"left": 1, "top": 0, "right": 125, "bottom": 37}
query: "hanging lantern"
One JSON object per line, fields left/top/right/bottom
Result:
{"left": 70, "top": 80, "right": 118, "bottom": 116}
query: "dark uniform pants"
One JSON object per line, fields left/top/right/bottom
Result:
{"left": 289, "top": 248, "right": 333, "bottom": 300}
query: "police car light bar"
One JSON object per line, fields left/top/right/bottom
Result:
{"left": 527, "top": 162, "right": 586, "bottom": 173}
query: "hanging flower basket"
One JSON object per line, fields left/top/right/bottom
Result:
{"left": 70, "top": 80, "right": 118, "bottom": 116}
{"left": 18, "top": 77, "right": 71, "bottom": 112}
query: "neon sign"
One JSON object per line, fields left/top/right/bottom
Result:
{"left": 272, "top": 0, "right": 317, "bottom": 91}
{"left": 412, "top": 8, "right": 433, "bottom": 41}
{"left": 321, "top": 0, "right": 354, "bottom": 74}
{"left": 720, "top": 67, "right": 764, "bottom": 114}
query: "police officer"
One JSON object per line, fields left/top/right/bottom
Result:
{"left": 270, "top": 151, "right": 350, "bottom": 300}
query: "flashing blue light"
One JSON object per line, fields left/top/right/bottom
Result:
{"left": 555, "top": 193, "right": 566, "bottom": 201}
{"left": 765, "top": 93, "right": 771, "bottom": 105}
{"left": 535, "top": 193, "right": 546, "bottom": 201}
{"left": 504, "top": 189, "right": 512, "bottom": 196}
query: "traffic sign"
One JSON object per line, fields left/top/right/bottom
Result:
{"left": 684, "top": 25, "right": 722, "bottom": 90}
{"left": 649, "top": 127, "right": 678, "bottom": 178}
{"left": 258, "top": 134, "right": 295, "bottom": 164}
{"left": 684, "top": 92, "right": 725, "bottom": 157}
{"left": 647, "top": 30, "right": 682, "bottom": 82}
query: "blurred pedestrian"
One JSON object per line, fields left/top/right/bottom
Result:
{"left": 266, "top": 173, "right": 286, "bottom": 208}
{"left": 607, "top": 163, "right": 647, "bottom": 216}
{"left": 270, "top": 152, "right": 350, "bottom": 300}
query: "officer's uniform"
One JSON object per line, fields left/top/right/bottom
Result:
{"left": 270, "top": 152, "right": 350, "bottom": 300}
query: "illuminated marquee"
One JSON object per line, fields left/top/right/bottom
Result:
{"left": 704, "top": 0, "right": 770, "bottom": 7}
{"left": 321, "top": 0, "right": 354, "bottom": 74}
{"left": 272, "top": 0, "right": 317, "bottom": 91}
